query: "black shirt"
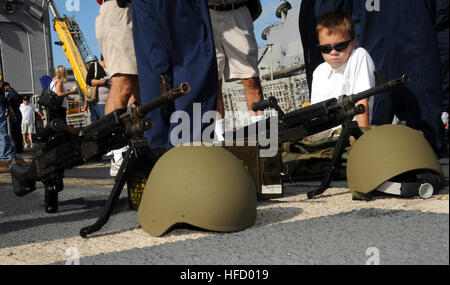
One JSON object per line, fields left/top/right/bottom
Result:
{"left": 85, "top": 62, "right": 107, "bottom": 86}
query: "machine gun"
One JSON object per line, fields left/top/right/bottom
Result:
{"left": 10, "top": 82, "right": 191, "bottom": 237}
{"left": 250, "top": 74, "right": 409, "bottom": 198}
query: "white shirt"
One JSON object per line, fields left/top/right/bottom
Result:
{"left": 309, "top": 47, "right": 375, "bottom": 141}
{"left": 20, "top": 103, "right": 38, "bottom": 124}
{"left": 50, "top": 79, "right": 68, "bottom": 109}
{"left": 311, "top": 47, "right": 376, "bottom": 104}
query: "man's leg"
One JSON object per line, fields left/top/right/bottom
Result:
{"left": 28, "top": 133, "right": 33, "bottom": 146}
{"left": 0, "top": 117, "right": 15, "bottom": 161}
{"left": 242, "top": 77, "right": 264, "bottom": 119}
{"left": 104, "top": 74, "right": 139, "bottom": 176}
{"left": 215, "top": 79, "right": 225, "bottom": 141}
{"left": 216, "top": 79, "right": 225, "bottom": 119}
{"left": 132, "top": 0, "right": 217, "bottom": 148}
{"left": 22, "top": 133, "right": 28, "bottom": 148}
{"left": 105, "top": 74, "right": 140, "bottom": 115}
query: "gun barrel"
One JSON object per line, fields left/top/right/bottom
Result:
{"left": 252, "top": 96, "right": 278, "bottom": 112}
{"left": 136, "top": 82, "right": 191, "bottom": 117}
{"left": 349, "top": 74, "right": 409, "bottom": 104}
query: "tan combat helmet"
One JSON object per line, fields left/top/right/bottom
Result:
{"left": 347, "top": 124, "right": 445, "bottom": 200}
{"left": 138, "top": 144, "right": 257, "bottom": 237}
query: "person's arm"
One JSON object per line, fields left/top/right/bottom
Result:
{"left": 355, "top": 98, "right": 370, "bottom": 127}
{"left": 86, "top": 63, "right": 107, "bottom": 86}
{"left": 54, "top": 80, "right": 77, "bottom": 97}
{"left": 351, "top": 49, "right": 376, "bottom": 128}
{"left": 36, "top": 110, "right": 45, "bottom": 120}
{"left": 85, "top": 63, "right": 95, "bottom": 86}
{"left": 33, "top": 104, "right": 45, "bottom": 120}
{"left": 7, "top": 105, "right": 17, "bottom": 123}
{"left": 91, "top": 78, "right": 107, "bottom": 86}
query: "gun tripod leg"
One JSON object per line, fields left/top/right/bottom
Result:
{"left": 307, "top": 122, "right": 364, "bottom": 199}
{"left": 307, "top": 127, "right": 351, "bottom": 199}
{"left": 80, "top": 147, "right": 137, "bottom": 238}
{"left": 44, "top": 173, "right": 64, "bottom": 213}
{"left": 44, "top": 186, "right": 58, "bottom": 213}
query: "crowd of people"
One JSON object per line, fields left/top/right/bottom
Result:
{"left": 0, "top": 0, "right": 448, "bottom": 173}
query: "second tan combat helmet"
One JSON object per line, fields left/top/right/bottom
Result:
{"left": 347, "top": 124, "right": 445, "bottom": 200}
{"left": 138, "top": 144, "right": 257, "bottom": 237}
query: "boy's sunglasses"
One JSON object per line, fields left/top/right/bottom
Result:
{"left": 318, "top": 38, "right": 354, "bottom": 54}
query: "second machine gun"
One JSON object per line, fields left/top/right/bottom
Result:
{"left": 249, "top": 74, "right": 410, "bottom": 198}
{"left": 10, "top": 82, "right": 191, "bottom": 237}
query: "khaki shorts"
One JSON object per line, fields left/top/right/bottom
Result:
{"left": 21, "top": 122, "right": 35, "bottom": 134}
{"left": 210, "top": 6, "right": 259, "bottom": 81}
{"left": 96, "top": 1, "right": 138, "bottom": 77}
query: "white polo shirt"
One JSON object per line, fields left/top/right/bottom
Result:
{"left": 311, "top": 47, "right": 376, "bottom": 104}
{"left": 309, "top": 47, "right": 375, "bottom": 141}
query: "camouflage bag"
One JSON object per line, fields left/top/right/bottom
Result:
{"left": 281, "top": 129, "right": 358, "bottom": 181}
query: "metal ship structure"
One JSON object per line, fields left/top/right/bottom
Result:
{"left": 0, "top": 0, "right": 91, "bottom": 128}
{"left": 0, "top": 0, "right": 53, "bottom": 96}
{"left": 222, "top": 0, "right": 310, "bottom": 129}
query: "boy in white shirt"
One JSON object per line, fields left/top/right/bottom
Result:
{"left": 19, "top": 97, "right": 45, "bottom": 149}
{"left": 311, "top": 10, "right": 375, "bottom": 139}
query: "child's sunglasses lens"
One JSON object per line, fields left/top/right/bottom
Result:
{"left": 319, "top": 46, "right": 332, "bottom": 54}
{"left": 318, "top": 39, "right": 352, "bottom": 54}
{"left": 334, "top": 41, "right": 350, "bottom": 52}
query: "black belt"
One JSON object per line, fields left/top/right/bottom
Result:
{"left": 103, "top": 0, "right": 131, "bottom": 6}
{"left": 209, "top": 2, "right": 247, "bottom": 12}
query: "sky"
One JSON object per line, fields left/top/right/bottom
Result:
{"left": 50, "top": 0, "right": 301, "bottom": 68}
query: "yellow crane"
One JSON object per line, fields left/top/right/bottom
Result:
{"left": 47, "top": 0, "right": 93, "bottom": 96}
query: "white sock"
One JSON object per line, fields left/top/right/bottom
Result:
{"left": 214, "top": 119, "right": 225, "bottom": 142}
{"left": 251, "top": 115, "right": 265, "bottom": 124}
{"left": 113, "top": 146, "right": 128, "bottom": 162}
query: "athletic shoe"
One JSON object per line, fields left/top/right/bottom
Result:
{"left": 110, "top": 157, "right": 123, "bottom": 177}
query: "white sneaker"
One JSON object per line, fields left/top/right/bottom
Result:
{"left": 110, "top": 157, "right": 123, "bottom": 177}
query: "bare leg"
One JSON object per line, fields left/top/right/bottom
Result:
{"left": 241, "top": 77, "right": 264, "bottom": 116}
{"left": 216, "top": 79, "right": 224, "bottom": 119}
{"left": 23, "top": 134, "right": 28, "bottom": 147}
{"left": 104, "top": 73, "right": 140, "bottom": 176}
{"left": 105, "top": 74, "right": 140, "bottom": 115}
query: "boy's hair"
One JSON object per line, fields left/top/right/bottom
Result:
{"left": 317, "top": 10, "right": 355, "bottom": 40}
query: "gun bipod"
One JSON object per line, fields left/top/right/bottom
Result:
{"left": 80, "top": 137, "right": 158, "bottom": 238}
{"left": 307, "top": 120, "right": 363, "bottom": 199}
